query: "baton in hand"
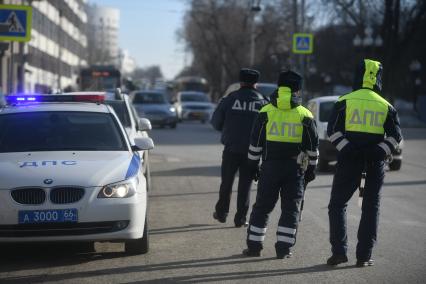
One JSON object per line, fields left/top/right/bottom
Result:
{"left": 299, "top": 180, "right": 308, "bottom": 222}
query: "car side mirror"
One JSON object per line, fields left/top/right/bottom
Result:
{"left": 132, "top": 137, "right": 154, "bottom": 151}
{"left": 138, "top": 118, "right": 152, "bottom": 131}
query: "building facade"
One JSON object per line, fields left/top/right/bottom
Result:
{"left": 86, "top": 4, "right": 120, "bottom": 67}
{"left": 0, "top": 0, "right": 88, "bottom": 94}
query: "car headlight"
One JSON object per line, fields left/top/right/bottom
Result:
{"left": 98, "top": 177, "right": 138, "bottom": 198}
{"left": 169, "top": 107, "right": 176, "bottom": 113}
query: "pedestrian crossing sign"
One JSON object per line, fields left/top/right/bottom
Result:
{"left": 293, "top": 33, "right": 313, "bottom": 54}
{"left": 0, "top": 5, "right": 32, "bottom": 42}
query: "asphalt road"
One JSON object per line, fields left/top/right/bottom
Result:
{"left": 1, "top": 122, "right": 425, "bottom": 283}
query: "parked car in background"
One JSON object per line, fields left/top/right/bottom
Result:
{"left": 105, "top": 90, "right": 153, "bottom": 191}
{"left": 131, "top": 91, "right": 178, "bottom": 128}
{"left": 223, "top": 82, "right": 276, "bottom": 100}
{"left": 174, "top": 91, "right": 215, "bottom": 123}
{"left": 306, "top": 96, "right": 403, "bottom": 171}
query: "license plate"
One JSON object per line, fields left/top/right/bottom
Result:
{"left": 18, "top": 209, "right": 78, "bottom": 224}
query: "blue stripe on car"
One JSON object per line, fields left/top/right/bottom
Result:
{"left": 125, "top": 154, "right": 140, "bottom": 179}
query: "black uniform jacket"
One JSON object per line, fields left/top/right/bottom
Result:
{"left": 248, "top": 90, "right": 319, "bottom": 164}
{"left": 211, "top": 86, "right": 267, "bottom": 154}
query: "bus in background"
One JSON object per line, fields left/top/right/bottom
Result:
{"left": 79, "top": 66, "right": 121, "bottom": 91}
{"left": 172, "top": 76, "right": 210, "bottom": 100}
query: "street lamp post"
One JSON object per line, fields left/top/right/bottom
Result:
{"left": 249, "top": 0, "right": 261, "bottom": 67}
{"left": 353, "top": 25, "right": 383, "bottom": 59}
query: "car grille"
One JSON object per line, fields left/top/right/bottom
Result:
{"left": 50, "top": 187, "right": 85, "bottom": 204}
{"left": 11, "top": 188, "right": 46, "bottom": 205}
{"left": 0, "top": 221, "right": 129, "bottom": 237}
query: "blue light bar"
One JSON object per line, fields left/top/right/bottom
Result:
{"left": 5, "top": 94, "right": 105, "bottom": 105}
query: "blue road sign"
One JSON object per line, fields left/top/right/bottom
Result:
{"left": 0, "top": 5, "right": 32, "bottom": 42}
{"left": 292, "top": 33, "right": 313, "bottom": 54}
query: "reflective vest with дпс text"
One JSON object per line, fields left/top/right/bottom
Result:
{"left": 260, "top": 103, "right": 313, "bottom": 144}
{"left": 339, "top": 89, "right": 390, "bottom": 135}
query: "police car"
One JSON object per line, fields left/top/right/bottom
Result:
{"left": 0, "top": 93, "right": 154, "bottom": 254}
{"left": 307, "top": 96, "right": 403, "bottom": 171}
{"left": 105, "top": 89, "right": 153, "bottom": 191}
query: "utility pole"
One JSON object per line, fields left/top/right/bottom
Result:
{"left": 292, "top": 0, "right": 298, "bottom": 68}
{"left": 249, "top": 0, "right": 261, "bottom": 67}
{"left": 57, "top": 6, "right": 63, "bottom": 90}
{"left": 300, "top": 0, "right": 305, "bottom": 84}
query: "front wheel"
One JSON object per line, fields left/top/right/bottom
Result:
{"left": 170, "top": 122, "right": 177, "bottom": 129}
{"left": 125, "top": 216, "right": 149, "bottom": 255}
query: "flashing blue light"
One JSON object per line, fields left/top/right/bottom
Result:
{"left": 5, "top": 95, "right": 40, "bottom": 104}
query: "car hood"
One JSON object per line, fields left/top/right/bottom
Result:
{"left": 0, "top": 151, "right": 140, "bottom": 189}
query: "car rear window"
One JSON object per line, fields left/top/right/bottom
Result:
{"left": 133, "top": 92, "right": 166, "bottom": 104}
{"left": 0, "top": 112, "right": 127, "bottom": 152}
{"left": 181, "top": 94, "right": 209, "bottom": 102}
{"left": 256, "top": 84, "right": 276, "bottom": 97}
{"left": 319, "top": 101, "right": 336, "bottom": 122}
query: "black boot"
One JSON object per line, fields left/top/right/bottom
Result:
{"left": 213, "top": 212, "right": 226, "bottom": 223}
{"left": 242, "top": 248, "right": 261, "bottom": 257}
{"left": 326, "top": 254, "right": 348, "bottom": 265}
{"left": 234, "top": 215, "right": 248, "bottom": 228}
{"left": 276, "top": 248, "right": 293, "bottom": 259}
{"left": 356, "top": 259, "right": 374, "bottom": 267}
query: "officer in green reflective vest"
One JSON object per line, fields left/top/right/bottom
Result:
{"left": 242, "top": 70, "right": 319, "bottom": 259}
{"left": 326, "top": 59, "right": 403, "bottom": 267}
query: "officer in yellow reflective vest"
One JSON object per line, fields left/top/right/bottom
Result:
{"left": 326, "top": 59, "right": 402, "bottom": 267}
{"left": 242, "top": 70, "right": 319, "bottom": 258}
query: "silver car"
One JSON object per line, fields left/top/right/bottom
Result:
{"left": 174, "top": 91, "right": 215, "bottom": 123}
{"left": 131, "top": 91, "right": 178, "bottom": 128}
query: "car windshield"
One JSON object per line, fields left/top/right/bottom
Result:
{"left": 319, "top": 101, "right": 336, "bottom": 122}
{"left": 133, "top": 92, "right": 166, "bottom": 104}
{"left": 0, "top": 112, "right": 127, "bottom": 152}
{"left": 256, "top": 84, "right": 276, "bottom": 97}
{"left": 106, "top": 101, "right": 131, "bottom": 127}
{"left": 181, "top": 93, "right": 209, "bottom": 102}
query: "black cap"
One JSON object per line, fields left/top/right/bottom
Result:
{"left": 277, "top": 70, "right": 303, "bottom": 92}
{"left": 239, "top": 68, "right": 260, "bottom": 84}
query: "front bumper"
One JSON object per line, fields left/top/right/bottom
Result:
{"left": 182, "top": 110, "right": 211, "bottom": 121}
{"left": 0, "top": 185, "right": 146, "bottom": 242}
{"left": 145, "top": 114, "right": 177, "bottom": 126}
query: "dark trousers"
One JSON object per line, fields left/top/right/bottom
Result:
{"left": 215, "top": 150, "right": 253, "bottom": 221}
{"left": 328, "top": 154, "right": 385, "bottom": 260}
{"left": 247, "top": 159, "right": 304, "bottom": 254}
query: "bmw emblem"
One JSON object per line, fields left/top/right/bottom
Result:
{"left": 43, "top": 179, "right": 53, "bottom": 185}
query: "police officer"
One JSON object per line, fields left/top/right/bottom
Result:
{"left": 326, "top": 59, "right": 402, "bottom": 267}
{"left": 211, "top": 68, "right": 267, "bottom": 227}
{"left": 243, "top": 70, "right": 319, "bottom": 258}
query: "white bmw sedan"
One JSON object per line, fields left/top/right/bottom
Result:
{"left": 0, "top": 94, "right": 153, "bottom": 254}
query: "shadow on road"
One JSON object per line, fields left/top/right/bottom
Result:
{"left": 309, "top": 179, "right": 426, "bottom": 189}
{"left": 0, "top": 243, "right": 127, "bottom": 273}
{"left": 121, "top": 264, "right": 357, "bottom": 283}
{"left": 150, "top": 224, "right": 235, "bottom": 235}
{"left": 0, "top": 254, "right": 288, "bottom": 283}
{"left": 152, "top": 166, "right": 221, "bottom": 177}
